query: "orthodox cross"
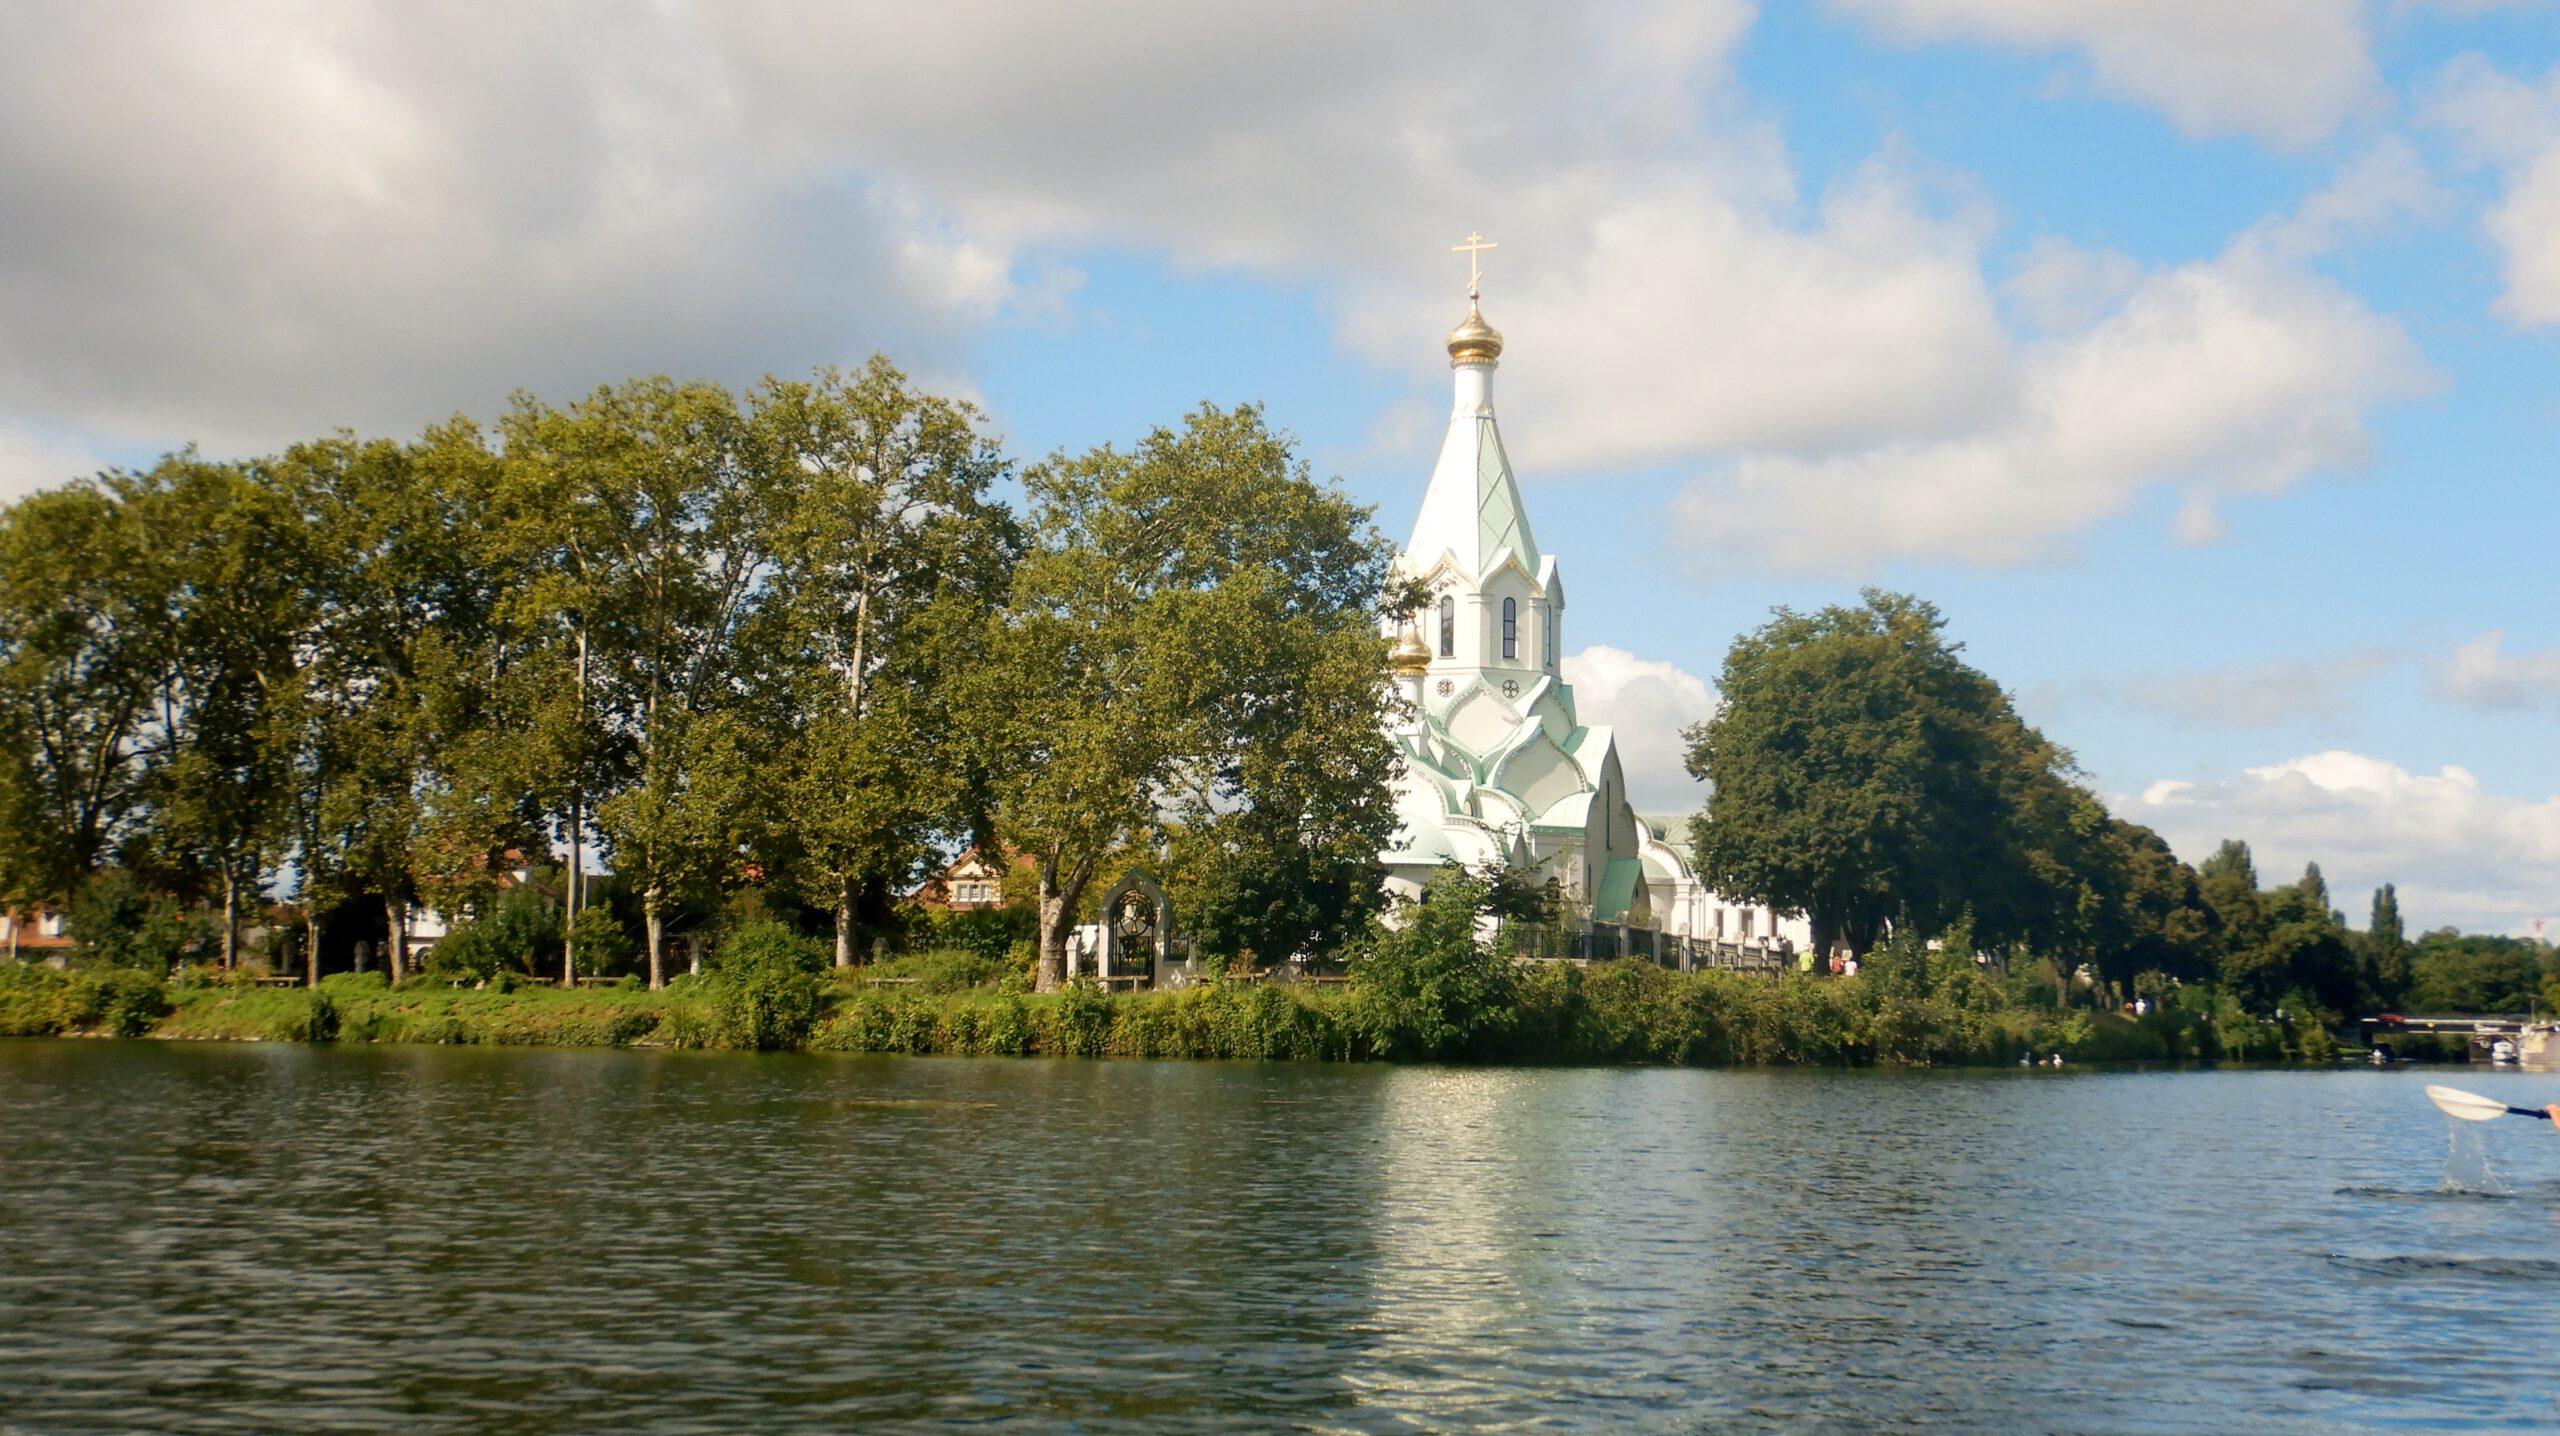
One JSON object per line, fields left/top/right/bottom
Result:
{"left": 1452, "top": 231, "right": 1497, "bottom": 299}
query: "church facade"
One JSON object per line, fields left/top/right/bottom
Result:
{"left": 1379, "top": 276, "right": 1809, "bottom": 953}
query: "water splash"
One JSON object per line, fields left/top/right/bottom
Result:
{"left": 2440, "top": 1118, "right": 2514, "bottom": 1197}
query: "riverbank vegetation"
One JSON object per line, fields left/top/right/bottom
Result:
{"left": 0, "top": 363, "right": 1400, "bottom": 993}
{"left": 0, "top": 367, "right": 2545, "bottom": 1061}
{"left": 0, "top": 896, "right": 2411, "bottom": 1068}
{"left": 1687, "top": 593, "right": 2557, "bottom": 1040}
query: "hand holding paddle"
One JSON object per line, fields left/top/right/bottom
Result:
{"left": 2426, "top": 1083, "right": 2555, "bottom": 1122}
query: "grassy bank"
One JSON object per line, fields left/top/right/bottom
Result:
{"left": 0, "top": 957, "right": 2334, "bottom": 1067}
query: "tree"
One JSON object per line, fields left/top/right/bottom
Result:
{"left": 2362, "top": 883, "right": 2410, "bottom": 1006}
{"left": 274, "top": 425, "right": 512, "bottom": 985}
{"left": 1684, "top": 590, "right": 2077, "bottom": 957}
{"left": 2405, "top": 930, "right": 2544, "bottom": 1013}
{"left": 0, "top": 483, "right": 167, "bottom": 915}
{"left": 2299, "top": 862, "right": 2336, "bottom": 924}
{"left": 2058, "top": 804, "right": 2217, "bottom": 996}
{"left": 978, "top": 404, "right": 1398, "bottom": 990}
{"left": 751, "top": 361, "right": 1016, "bottom": 966}
{"left": 120, "top": 457, "right": 311, "bottom": 971}
{"left": 500, "top": 379, "right": 788, "bottom": 987}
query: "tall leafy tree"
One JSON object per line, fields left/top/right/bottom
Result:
{"left": 2364, "top": 883, "right": 2410, "bottom": 1005}
{"left": 979, "top": 404, "right": 1398, "bottom": 990}
{"left": 2047, "top": 800, "right": 2217, "bottom": 996}
{"left": 121, "top": 457, "right": 311, "bottom": 970}
{"left": 1683, "top": 590, "right": 2076, "bottom": 956}
{"left": 500, "top": 379, "right": 784, "bottom": 986}
{"left": 275, "top": 425, "right": 511, "bottom": 983}
{"left": 0, "top": 483, "right": 168, "bottom": 915}
{"left": 751, "top": 361, "right": 1016, "bottom": 966}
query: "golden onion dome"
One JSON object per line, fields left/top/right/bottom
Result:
{"left": 1390, "top": 623, "right": 1432, "bottom": 676}
{"left": 1446, "top": 299, "right": 1503, "bottom": 367}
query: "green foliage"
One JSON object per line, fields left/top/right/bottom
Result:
{"left": 704, "top": 921, "right": 829, "bottom": 1050}
{"left": 0, "top": 964, "right": 170, "bottom": 1036}
{"left": 67, "top": 869, "right": 210, "bottom": 972}
{"left": 1350, "top": 868, "right": 1518, "bottom": 1060}
{"left": 423, "top": 886, "right": 565, "bottom": 982}
{"left": 2405, "top": 930, "right": 2549, "bottom": 1013}
{"left": 857, "top": 946, "right": 1018, "bottom": 993}
{"left": 0, "top": 964, "right": 67, "bottom": 1035}
{"left": 978, "top": 402, "right": 1401, "bottom": 989}
{"left": 919, "top": 904, "right": 1035, "bottom": 965}
{"left": 568, "top": 904, "right": 639, "bottom": 979}
{"left": 1686, "top": 590, "right": 2141, "bottom": 960}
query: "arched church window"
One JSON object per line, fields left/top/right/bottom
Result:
{"left": 1543, "top": 609, "right": 1554, "bottom": 668}
{"left": 1438, "top": 595, "right": 1454, "bottom": 657}
{"left": 1501, "top": 598, "right": 1517, "bottom": 659}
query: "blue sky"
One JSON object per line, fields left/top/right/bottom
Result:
{"left": 1, "top": 2, "right": 2555, "bottom": 932}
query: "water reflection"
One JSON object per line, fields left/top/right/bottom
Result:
{"left": 5, "top": 1045, "right": 2560, "bottom": 1431}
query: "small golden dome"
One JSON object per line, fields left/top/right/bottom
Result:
{"left": 1447, "top": 300, "right": 1503, "bottom": 367}
{"left": 1390, "top": 623, "right": 1432, "bottom": 676}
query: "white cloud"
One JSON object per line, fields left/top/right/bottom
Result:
{"left": 2129, "top": 750, "right": 2560, "bottom": 935}
{"left": 1348, "top": 169, "right": 2019, "bottom": 470}
{"left": 2103, "top": 650, "right": 2398, "bottom": 730}
{"left": 0, "top": 0, "right": 2042, "bottom": 478}
{"left": 0, "top": 3, "right": 995, "bottom": 457}
{"left": 0, "top": 0, "right": 2432, "bottom": 585}
{"left": 708, "top": 1, "right": 2029, "bottom": 473}
{"left": 1829, "top": 0, "right": 2381, "bottom": 150}
{"left": 1561, "top": 645, "right": 1718, "bottom": 813}
{"left": 2421, "top": 55, "right": 2560, "bottom": 326}
{"left": 2437, "top": 631, "right": 2560, "bottom": 714}
{"left": 2257, "top": 135, "right": 2450, "bottom": 259}
{"left": 1670, "top": 235, "right": 2431, "bottom": 573}
{"left": 2001, "top": 237, "right": 2143, "bottom": 334}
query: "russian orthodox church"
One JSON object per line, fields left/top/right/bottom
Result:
{"left": 1380, "top": 259, "right": 1808, "bottom": 953}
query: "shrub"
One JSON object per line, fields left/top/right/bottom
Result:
{"left": 857, "top": 947, "right": 1015, "bottom": 994}
{"left": 568, "top": 906, "right": 639, "bottom": 980}
{"left": 921, "top": 903, "right": 1036, "bottom": 963}
{"left": 86, "top": 969, "right": 172, "bottom": 1037}
{"left": 282, "top": 991, "right": 342, "bottom": 1043}
{"left": 0, "top": 964, "right": 73, "bottom": 1035}
{"left": 423, "top": 886, "right": 565, "bottom": 982}
{"left": 1352, "top": 870, "right": 1518, "bottom": 1060}
{"left": 706, "top": 921, "right": 829, "bottom": 1050}
{"left": 1049, "top": 978, "right": 1112, "bottom": 1057}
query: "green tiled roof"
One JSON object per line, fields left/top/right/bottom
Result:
{"left": 1474, "top": 419, "right": 1537, "bottom": 569}
{"left": 1593, "top": 857, "right": 1642, "bottom": 922}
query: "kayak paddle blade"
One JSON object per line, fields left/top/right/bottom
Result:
{"left": 2428, "top": 1084, "right": 2522, "bottom": 1122}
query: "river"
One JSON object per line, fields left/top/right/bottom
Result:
{"left": 2, "top": 1042, "right": 2557, "bottom": 1432}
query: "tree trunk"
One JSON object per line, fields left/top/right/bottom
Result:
{"left": 1034, "top": 851, "right": 1093, "bottom": 993}
{"left": 645, "top": 888, "right": 666, "bottom": 990}
{"left": 834, "top": 873, "right": 857, "bottom": 968}
{"left": 564, "top": 619, "right": 588, "bottom": 987}
{"left": 303, "top": 912, "right": 321, "bottom": 989}
{"left": 220, "top": 869, "right": 240, "bottom": 974}
{"left": 563, "top": 804, "right": 580, "bottom": 988}
{"left": 688, "top": 934, "right": 702, "bottom": 977}
{"left": 385, "top": 895, "right": 409, "bottom": 986}
{"left": 1037, "top": 887, "right": 1070, "bottom": 993}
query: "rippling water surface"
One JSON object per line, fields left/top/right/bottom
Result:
{"left": 5, "top": 1043, "right": 2560, "bottom": 1432}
